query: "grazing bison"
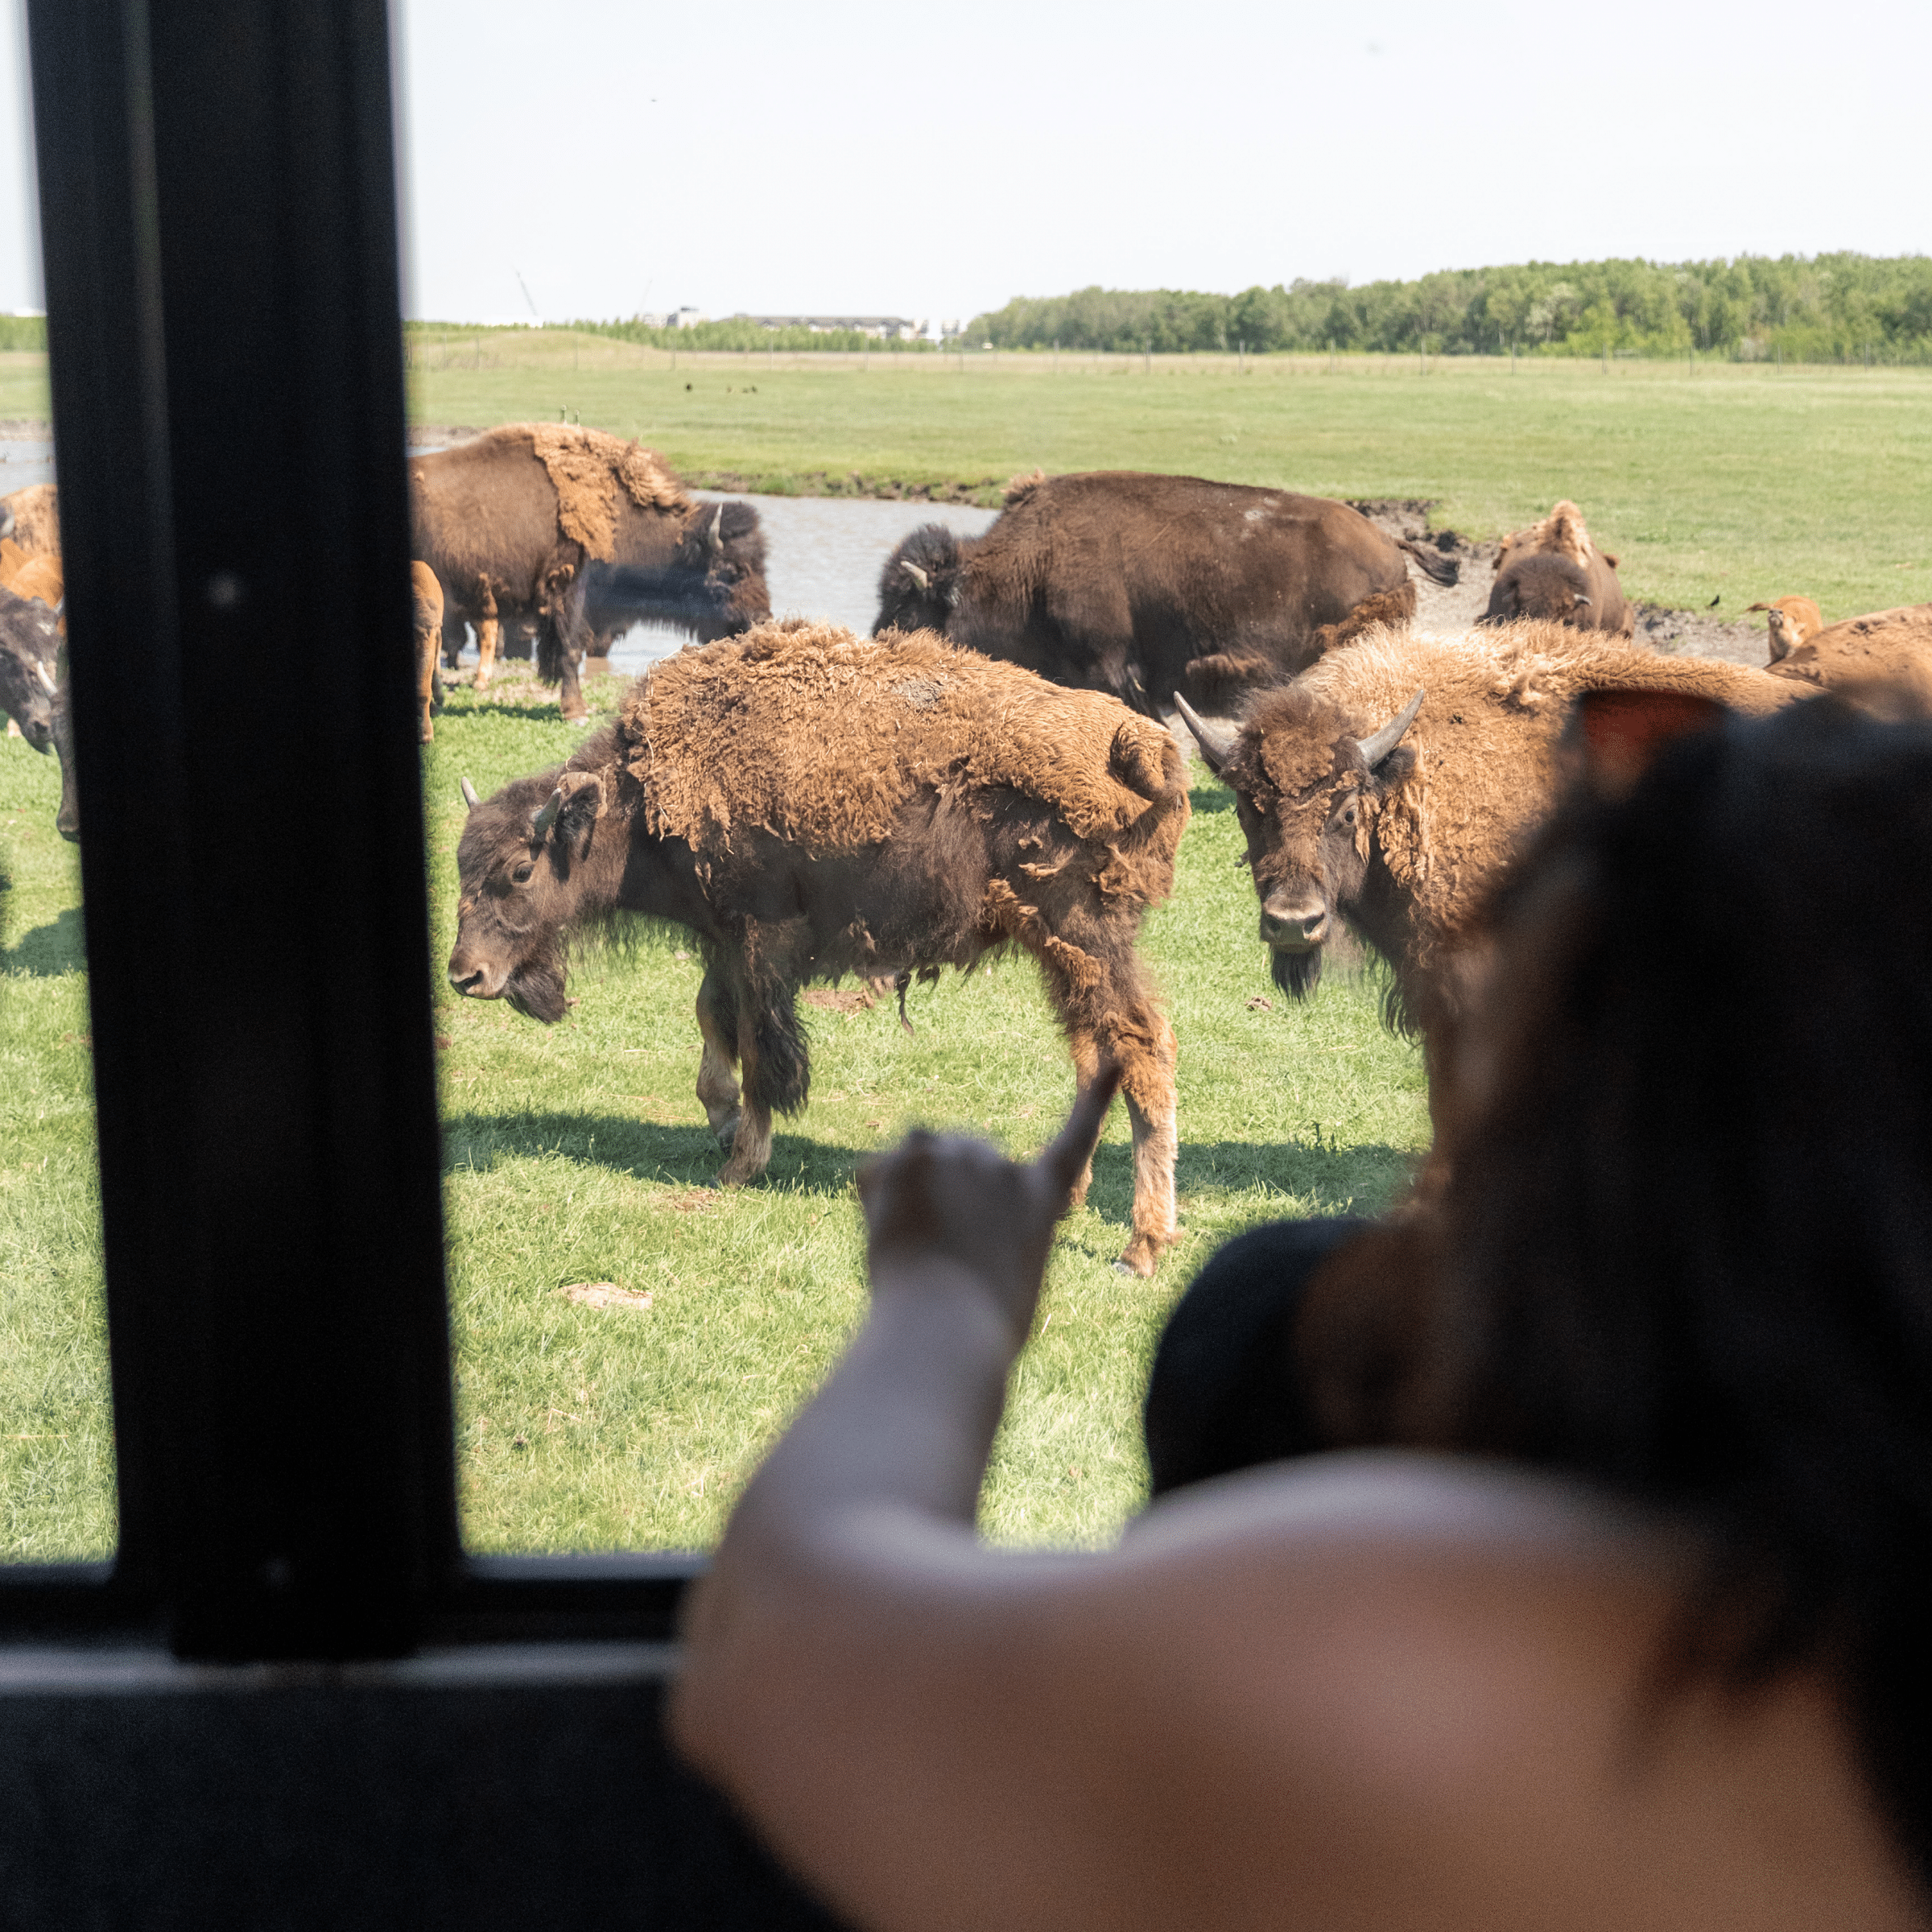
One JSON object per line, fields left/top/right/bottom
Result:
{"left": 1482, "top": 500, "right": 1633, "bottom": 636}
{"left": 411, "top": 561, "right": 444, "bottom": 744}
{"left": 873, "top": 470, "right": 1459, "bottom": 716}
{"left": 448, "top": 619, "right": 1189, "bottom": 1274}
{"left": 0, "top": 483, "right": 60, "bottom": 559}
{"left": 410, "top": 424, "right": 770, "bottom": 720}
{"left": 0, "top": 578, "right": 63, "bottom": 752}
{"left": 1766, "top": 602, "right": 1932, "bottom": 705}
{"left": 1176, "top": 622, "right": 1801, "bottom": 1044}
{"left": 1748, "top": 593, "right": 1824, "bottom": 663}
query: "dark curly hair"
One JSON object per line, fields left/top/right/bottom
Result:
{"left": 1422, "top": 694, "right": 1932, "bottom": 1883}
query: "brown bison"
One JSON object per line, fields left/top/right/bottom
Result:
{"left": 1748, "top": 594, "right": 1824, "bottom": 662}
{"left": 1481, "top": 500, "right": 1633, "bottom": 636}
{"left": 873, "top": 470, "right": 1459, "bottom": 716}
{"left": 409, "top": 424, "right": 770, "bottom": 720}
{"left": 448, "top": 619, "right": 1189, "bottom": 1274}
{"left": 1766, "top": 602, "right": 1932, "bottom": 704}
{"left": 0, "top": 483, "right": 60, "bottom": 559}
{"left": 1177, "top": 622, "right": 1801, "bottom": 1042}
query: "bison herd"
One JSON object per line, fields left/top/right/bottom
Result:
{"left": 7, "top": 429, "right": 1930, "bottom": 1274}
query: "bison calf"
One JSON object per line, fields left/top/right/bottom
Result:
{"left": 449, "top": 619, "right": 1189, "bottom": 1274}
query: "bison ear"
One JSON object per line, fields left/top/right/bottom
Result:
{"left": 1602, "top": 552, "right": 1620, "bottom": 570}
{"left": 1567, "top": 687, "right": 1726, "bottom": 797}
{"left": 532, "top": 768, "right": 604, "bottom": 854}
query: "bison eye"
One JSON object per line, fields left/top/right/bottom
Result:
{"left": 511, "top": 861, "right": 535, "bottom": 886}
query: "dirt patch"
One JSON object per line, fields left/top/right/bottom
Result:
{"left": 407, "top": 425, "right": 486, "bottom": 451}
{"left": 1346, "top": 498, "right": 1771, "bottom": 667}
{"left": 557, "top": 1282, "right": 654, "bottom": 1312}
{"left": 0, "top": 419, "right": 50, "bottom": 440}
{"left": 802, "top": 985, "right": 877, "bottom": 1014}
{"left": 684, "top": 468, "right": 1009, "bottom": 508}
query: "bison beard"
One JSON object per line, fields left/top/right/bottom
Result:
{"left": 502, "top": 936, "right": 570, "bottom": 1024}
{"left": 1271, "top": 946, "right": 1322, "bottom": 999}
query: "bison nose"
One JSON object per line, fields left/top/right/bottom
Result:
{"left": 448, "top": 954, "right": 498, "bottom": 998}
{"left": 1259, "top": 897, "right": 1327, "bottom": 950}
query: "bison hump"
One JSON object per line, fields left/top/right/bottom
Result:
{"left": 526, "top": 423, "right": 690, "bottom": 563}
{"left": 621, "top": 619, "right": 1187, "bottom": 876}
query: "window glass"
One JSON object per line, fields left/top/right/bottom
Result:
{"left": 0, "top": 0, "right": 115, "bottom": 1561}
{"left": 394, "top": 1, "right": 1432, "bottom": 1558}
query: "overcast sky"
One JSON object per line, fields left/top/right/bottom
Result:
{"left": 0, "top": 0, "right": 1926, "bottom": 325}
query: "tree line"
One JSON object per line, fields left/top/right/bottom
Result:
{"left": 965, "top": 256, "right": 1932, "bottom": 361}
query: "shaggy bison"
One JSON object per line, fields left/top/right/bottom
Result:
{"left": 449, "top": 619, "right": 1189, "bottom": 1274}
{"left": 1766, "top": 602, "right": 1932, "bottom": 704}
{"left": 0, "top": 483, "right": 60, "bottom": 559}
{"left": 410, "top": 424, "right": 770, "bottom": 720}
{"left": 1177, "top": 622, "right": 1800, "bottom": 1045}
{"left": 873, "top": 470, "right": 1459, "bottom": 715}
{"left": 1481, "top": 500, "right": 1633, "bottom": 636}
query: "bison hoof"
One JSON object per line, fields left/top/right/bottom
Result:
{"left": 560, "top": 702, "right": 589, "bottom": 723}
{"left": 710, "top": 1112, "right": 741, "bottom": 1152}
{"left": 1114, "top": 1235, "right": 1162, "bottom": 1278}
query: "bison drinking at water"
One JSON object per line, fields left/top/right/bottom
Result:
{"left": 1178, "top": 623, "right": 1800, "bottom": 1049}
{"left": 1481, "top": 500, "right": 1633, "bottom": 636}
{"left": 410, "top": 424, "right": 770, "bottom": 720}
{"left": 448, "top": 618, "right": 1189, "bottom": 1274}
{"left": 873, "top": 470, "right": 1459, "bottom": 715}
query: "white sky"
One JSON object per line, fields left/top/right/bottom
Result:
{"left": 0, "top": 0, "right": 1926, "bottom": 325}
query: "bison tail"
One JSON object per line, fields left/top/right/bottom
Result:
{"left": 1397, "top": 536, "right": 1459, "bottom": 588}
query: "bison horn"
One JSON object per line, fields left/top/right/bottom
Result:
{"left": 1174, "top": 693, "right": 1237, "bottom": 773}
{"left": 460, "top": 776, "right": 481, "bottom": 810}
{"left": 708, "top": 504, "right": 724, "bottom": 555}
{"left": 1353, "top": 687, "right": 1425, "bottom": 768}
{"left": 1573, "top": 593, "right": 1591, "bottom": 608}
{"left": 902, "top": 560, "right": 931, "bottom": 592}
{"left": 36, "top": 658, "right": 57, "bottom": 695}
{"left": 530, "top": 786, "right": 564, "bottom": 838}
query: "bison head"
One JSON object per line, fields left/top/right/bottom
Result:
{"left": 1481, "top": 551, "right": 1595, "bottom": 627}
{"left": 1178, "top": 686, "right": 1422, "bottom": 999}
{"left": 0, "top": 588, "right": 63, "bottom": 753}
{"left": 874, "top": 523, "right": 967, "bottom": 637}
{"left": 448, "top": 766, "right": 606, "bottom": 1023}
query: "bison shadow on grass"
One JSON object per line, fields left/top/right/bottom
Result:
{"left": 437, "top": 1110, "right": 1411, "bottom": 1241}
{"left": 2, "top": 906, "right": 86, "bottom": 977}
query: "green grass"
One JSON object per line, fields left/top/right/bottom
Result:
{"left": 0, "top": 666, "right": 1426, "bottom": 1559}
{"left": 0, "top": 735, "right": 114, "bottom": 1560}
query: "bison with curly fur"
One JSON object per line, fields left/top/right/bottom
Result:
{"left": 874, "top": 469, "right": 1459, "bottom": 716}
{"left": 1179, "top": 622, "right": 1803, "bottom": 1056}
{"left": 410, "top": 424, "right": 769, "bottom": 720}
{"left": 448, "top": 619, "right": 1191, "bottom": 1274}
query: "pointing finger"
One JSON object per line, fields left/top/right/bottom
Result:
{"left": 1038, "top": 1063, "right": 1122, "bottom": 1201}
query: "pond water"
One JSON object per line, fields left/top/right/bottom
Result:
{"left": 605, "top": 493, "right": 997, "bottom": 672}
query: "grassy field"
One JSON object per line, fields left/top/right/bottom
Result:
{"left": 0, "top": 667, "right": 1426, "bottom": 1558}
{"left": 398, "top": 332, "right": 1932, "bottom": 621}
{"left": 6, "top": 336, "right": 1929, "bottom": 619}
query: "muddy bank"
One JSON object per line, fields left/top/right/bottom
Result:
{"left": 684, "top": 469, "right": 1008, "bottom": 507}
{"left": 1347, "top": 497, "right": 1772, "bottom": 667}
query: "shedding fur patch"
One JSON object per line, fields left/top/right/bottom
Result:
{"left": 0, "top": 484, "right": 60, "bottom": 559}
{"left": 619, "top": 621, "right": 1187, "bottom": 894}
{"left": 1769, "top": 603, "right": 1932, "bottom": 703}
{"left": 1502, "top": 498, "right": 1596, "bottom": 566}
{"left": 1003, "top": 468, "right": 1047, "bottom": 506}
{"left": 526, "top": 425, "right": 690, "bottom": 562}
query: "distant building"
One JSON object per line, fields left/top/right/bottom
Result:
{"left": 634, "top": 306, "right": 707, "bottom": 329}
{"left": 733, "top": 313, "right": 943, "bottom": 342}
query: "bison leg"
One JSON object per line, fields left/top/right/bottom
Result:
{"left": 474, "top": 610, "right": 501, "bottom": 691}
{"left": 415, "top": 619, "right": 439, "bottom": 743}
{"left": 716, "top": 962, "right": 810, "bottom": 1187}
{"left": 1063, "top": 1030, "right": 1103, "bottom": 1208}
{"left": 1115, "top": 1009, "right": 1180, "bottom": 1278}
{"left": 695, "top": 968, "right": 743, "bottom": 1151}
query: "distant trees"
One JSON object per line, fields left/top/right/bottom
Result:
{"left": 966, "top": 256, "right": 1932, "bottom": 361}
